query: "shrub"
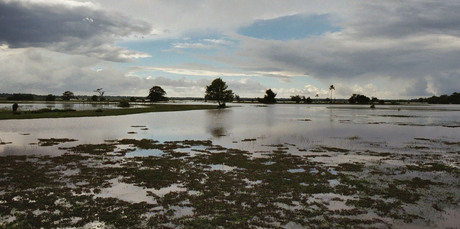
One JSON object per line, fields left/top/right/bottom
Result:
{"left": 118, "top": 100, "right": 130, "bottom": 107}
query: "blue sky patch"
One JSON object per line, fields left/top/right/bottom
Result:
{"left": 118, "top": 35, "right": 237, "bottom": 68}
{"left": 238, "top": 14, "right": 340, "bottom": 40}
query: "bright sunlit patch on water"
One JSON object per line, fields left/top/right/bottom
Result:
{"left": 125, "top": 149, "right": 164, "bottom": 157}
{"left": 288, "top": 168, "right": 305, "bottom": 173}
{"left": 95, "top": 177, "right": 157, "bottom": 204}
{"left": 205, "top": 164, "right": 236, "bottom": 172}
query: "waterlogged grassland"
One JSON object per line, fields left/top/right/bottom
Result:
{"left": 1, "top": 137, "right": 459, "bottom": 228}
{"left": 0, "top": 104, "right": 216, "bottom": 120}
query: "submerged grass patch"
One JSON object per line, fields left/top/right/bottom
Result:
{"left": 1, "top": 138, "right": 459, "bottom": 228}
{"left": 37, "top": 138, "right": 78, "bottom": 146}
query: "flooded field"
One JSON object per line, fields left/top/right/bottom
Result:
{"left": 0, "top": 104, "right": 459, "bottom": 228}
{"left": 0, "top": 102, "right": 149, "bottom": 111}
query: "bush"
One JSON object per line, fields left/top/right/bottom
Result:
{"left": 118, "top": 100, "right": 130, "bottom": 107}
{"left": 291, "top": 95, "right": 302, "bottom": 104}
{"left": 261, "top": 89, "right": 277, "bottom": 104}
{"left": 147, "top": 86, "right": 168, "bottom": 102}
{"left": 349, "top": 94, "right": 371, "bottom": 104}
{"left": 46, "top": 94, "right": 56, "bottom": 101}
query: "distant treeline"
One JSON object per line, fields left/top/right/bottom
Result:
{"left": 5, "top": 93, "right": 35, "bottom": 101}
{"left": 412, "top": 92, "right": 460, "bottom": 104}
{"left": 2, "top": 92, "right": 460, "bottom": 104}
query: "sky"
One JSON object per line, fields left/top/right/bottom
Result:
{"left": 1, "top": 0, "right": 460, "bottom": 99}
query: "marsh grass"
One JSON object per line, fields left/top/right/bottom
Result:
{"left": 1, "top": 137, "right": 459, "bottom": 228}
{"left": 37, "top": 138, "right": 78, "bottom": 146}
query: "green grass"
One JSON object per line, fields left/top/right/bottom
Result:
{"left": 0, "top": 104, "right": 217, "bottom": 120}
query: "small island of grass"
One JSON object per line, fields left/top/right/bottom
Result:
{"left": 0, "top": 104, "right": 217, "bottom": 120}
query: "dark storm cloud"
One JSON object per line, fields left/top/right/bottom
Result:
{"left": 351, "top": 1, "right": 460, "bottom": 38}
{"left": 0, "top": 1, "right": 151, "bottom": 62}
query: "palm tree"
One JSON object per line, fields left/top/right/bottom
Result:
{"left": 329, "top": 85, "right": 335, "bottom": 103}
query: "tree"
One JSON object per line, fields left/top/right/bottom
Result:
{"left": 205, "top": 78, "right": 234, "bottom": 108}
{"left": 118, "top": 100, "right": 130, "bottom": 107}
{"left": 45, "top": 94, "right": 56, "bottom": 101}
{"left": 262, "top": 89, "right": 277, "bottom": 104}
{"left": 234, "top": 94, "right": 241, "bottom": 102}
{"left": 147, "top": 86, "right": 167, "bottom": 102}
{"left": 329, "top": 85, "right": 335, "bottom": 103}
{"left": 305, "top": 96, "right": 313, "bottom": 104}
{"left": 426, "top": 92, "right": 460, "bottom": 104}
{"left": 93, "top": 88, "right": 105, "bottom": 101}
{"left": 91, "top": 95, "right": 98, "bottom": 101}
{"left": 371, "top": 97, "right": 379, "bottom": 104}
{"left": 291, "top": 95, "right": 302, "bottom": 104}
{"left": 62, "top": 91, "right": 74, "bottom": 101}
{"left": 349, "top": 94, "right": 371, "bottom": 104}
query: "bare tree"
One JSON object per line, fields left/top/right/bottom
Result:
{"left": 94, "top": 88, "right": 105, "bottom": 101}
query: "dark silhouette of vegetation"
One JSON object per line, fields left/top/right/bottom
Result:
{"left": 118, "top": 100, "right": 130, "bottom": 107}
{"left": 305, "top": 96, "right": 313, "bottom": 104}
{"left": 349, "top": 94, "right": 371, "bottom": 104}
{"left": 45, "top": 94, "right": 56, "bottom": 101}
{"left": 205, "top": 78, "right": 234, "bottom": 108}
{"left": 7, "top": 93, "right": 34, "bottom": 101}
{"left": 12, "top": 103, "right": 18, "bottom": 112}
{"left": 290, "top": 95, "right": 302, "bottom": 104}
{"left": 234, "top": 94, "right": 241, "bottom": 102}
{"left": 260, "top": 89, "right": 277, "bottom": 104}
{"left": 329, "top": 85, "right": 335, "bottom": 103}
{"left": 416, "top": 92, "right": 460, "bottom": 104}
{"left": 62, "top": 91, "right": 74, "bottom": 101}
{"left": 93, "top": 88, "right": 105, "bottom": 101}
{"left": 147, "top": 86, "right": 168, "bottom": 102}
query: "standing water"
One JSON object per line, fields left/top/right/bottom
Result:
{"left": 0, "top": 103, "right": 459, "bottom": 228}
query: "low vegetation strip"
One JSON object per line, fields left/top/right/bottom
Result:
{"left": 0, "top": 104, "right": 217, "bottom": 120}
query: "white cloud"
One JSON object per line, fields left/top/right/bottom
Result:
{"left": 148, "top": 67, "right": 248, "bottom": 77}
{"left": 2, "top": 0, "right": 460, "bottom": 98}
{"left": 209, "top": 0, "right": 460, "bottom": 98}
{"left": 171, "top": 38, "right": 234, "bottom": 50}
{"left": 203, "top": 39, "right": 233, "bottom": 45}
{"left": 172, "top": 42, "right": 208, "bottom": 49}
{"left": 13, "top": 0, "right": 97, "bottom": 8}
{"left": 270, "top": 85, "right": 329, "bottom": 98}
{"left": 92, "top": 0, "right": 353, "bottom": 39}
